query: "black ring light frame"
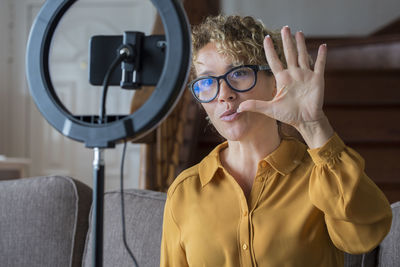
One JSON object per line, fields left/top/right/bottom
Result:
{"left": 26, "top": 0, "right": 191, "bottom": 148}
{"left": 26, "top": 0, "right": 191, "bottom": 266}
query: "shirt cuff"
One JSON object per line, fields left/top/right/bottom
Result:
{"left": 307, "top": 133, "right": 346, "bottom": 165}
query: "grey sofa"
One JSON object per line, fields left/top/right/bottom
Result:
{"left": 0, "top": 175, "right": 398, "bottom": 267}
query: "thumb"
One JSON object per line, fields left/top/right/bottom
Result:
{"left": 237, "top": 99, "right": 273, "bottom": 116}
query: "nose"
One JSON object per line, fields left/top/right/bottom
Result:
{"left": 217, "top": 79, "right": 236, "bottom": 103}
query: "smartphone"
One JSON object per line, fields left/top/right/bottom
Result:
{"left": 89, "top": 34, "right": 166, "bottom": 88}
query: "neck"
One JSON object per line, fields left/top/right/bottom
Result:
{"left": 221, "top": 122, "right": 281, "bottom": 179}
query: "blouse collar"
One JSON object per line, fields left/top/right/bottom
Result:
{"left": 198, "top": 137, "right": 307, "bottom": 187}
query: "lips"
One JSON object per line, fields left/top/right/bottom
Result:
{"left": 219, "top": 109, "right": 240, "bottom": 122}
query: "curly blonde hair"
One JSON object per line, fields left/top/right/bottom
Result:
{"left": 191, "top": 14, "right": 287, "bottom": 68}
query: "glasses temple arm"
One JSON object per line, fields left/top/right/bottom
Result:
{"left": 258, "top": 65, "right": 271, "bottom": 71}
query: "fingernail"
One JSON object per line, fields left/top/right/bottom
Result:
{"left": 237, "top": 107, "right": 242, "bottom": 113}
{"left": 265, "top": 35, "right": 271, "bottom": 39}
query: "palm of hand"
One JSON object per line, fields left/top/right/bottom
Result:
{"left": 271, "top": 68, "right": 325, "bottom": 127}
{"left": 238, "top": 26, "right": 328, "bottom": 129}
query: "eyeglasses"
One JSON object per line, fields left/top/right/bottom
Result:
{"left": 189, "top": 65, "right": 271, "bottom": 103}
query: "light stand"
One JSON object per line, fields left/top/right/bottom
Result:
{"left": 25, "top": 0, "right": 191, "bottom": 266}
{"left": 92, "top": 148, "right": 105, "bottom": 266}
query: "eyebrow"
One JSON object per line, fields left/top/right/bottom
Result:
{"left": 197, "top": 64, "right": 235, "bottom": 77}
{"left": 197, "top": 71, "right": 214, "bottom": 77}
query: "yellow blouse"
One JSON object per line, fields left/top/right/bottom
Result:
{"left": 160, "top": 133, "right": 392, "bottom": 267}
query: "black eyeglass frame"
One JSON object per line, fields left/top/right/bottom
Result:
{"left": 189, "top": 65, "right": 271, "bottom": 103}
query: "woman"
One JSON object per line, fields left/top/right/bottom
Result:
{"left": 160, "top": 15, "right": 392, "bottom": 267}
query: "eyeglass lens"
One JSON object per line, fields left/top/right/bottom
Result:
{"left": 193, "top": 66, "right": 256, "bottom": 102}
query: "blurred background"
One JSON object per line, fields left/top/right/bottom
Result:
{"left": 0, "top": 0, "right": 399, "bottom": 202}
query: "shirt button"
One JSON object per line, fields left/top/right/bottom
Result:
{"left": 260, "top": 161, "right": 267, "bottom": 168}
{"left": 323, "top": 151, "right": 331, "bottom": 157}
{"left": 243, "top": 211, "right": 248, "bottom": 216}
{"left": 242, "top": 244, "right": 248, "bottom": 250}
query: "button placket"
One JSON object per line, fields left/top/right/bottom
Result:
{"left": 239, "top": 214, "right": 252, "bottom": 266}
{"left": 231, "top": 183, "right": 251, "bottom": 266}
{"left": 248, "top": 169, "right": 272, "bottom": 266}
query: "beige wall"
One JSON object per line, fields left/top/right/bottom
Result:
{"left": 0, "top": 0, "right": 11, "bottom": 155}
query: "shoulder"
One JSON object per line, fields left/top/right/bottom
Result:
{"left": 167, "top": 163, "right": 201, "bottom": 198}
{"left": 167, "top": 142, "right": 226, "bottom": 199}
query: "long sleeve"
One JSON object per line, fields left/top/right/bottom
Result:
{"left": 308, "top": 133, "right": 392, "bottom": 254}
{"left": 160, "top": 195, "right": 188, "bottom": 267}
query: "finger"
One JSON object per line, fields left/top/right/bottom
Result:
{"left": 314, "top": 44, "right": 327, "bottom": 74}
{"left": 264, "top": 35, "right": 284, "bottom": 74}
{"left": 281, "top": 26, "right": 298, "bottom": 68}
{"left": 237, "top": 99, "right": 274, "bottom": 117}
{"left": 295, "top": 31, "right": 310, "bottom": 69}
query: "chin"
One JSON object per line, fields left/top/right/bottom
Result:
{"left": 211, "top": 116, "right": 252, "bottom": 141}
{"left": 218, "top": 126, "right": 248, "bottom": 142}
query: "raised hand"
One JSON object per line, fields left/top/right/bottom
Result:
{"left": 237, "top": 26, "right": 334, "bottom": 148}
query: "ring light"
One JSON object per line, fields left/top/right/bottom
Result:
{"left": 26, "top": 0, "right": 191, "bottom": 148}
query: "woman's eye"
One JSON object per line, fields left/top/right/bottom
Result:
{"left": 232, "top": 69, "right": 250, "bottom": 78}
{"left": 200, "top": 78, "right": 214, "bottom": 87}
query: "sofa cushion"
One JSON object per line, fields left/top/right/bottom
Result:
{"left": 83, "top": 189, "right": 166, "bottom": 267}
{"left": 0, "top": 176, "right": 92, "bottom": 267}
{"left": 345, "top": 201, "right": 399, "bottom": 267}
{"left": 378, "top": 201, "right": 400, "bottom": 267}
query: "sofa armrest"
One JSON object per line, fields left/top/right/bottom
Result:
{"left": 0, "top": 176, "right": 92, "bottom": 267}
